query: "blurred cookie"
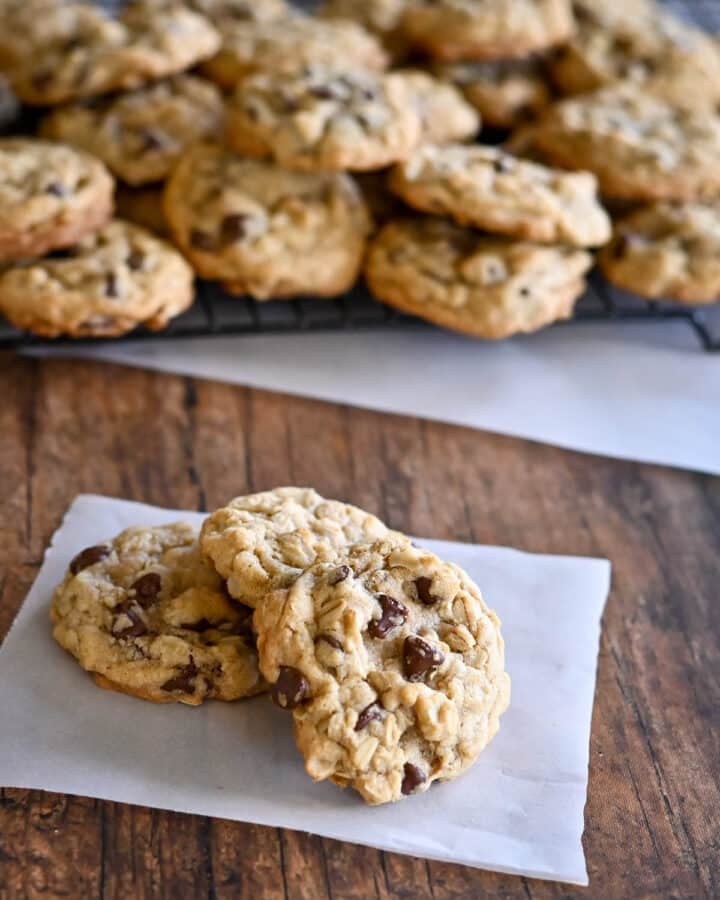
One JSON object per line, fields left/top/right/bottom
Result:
{"left": 115, "top": 184, "right": 169, "bottom": 237}
{"left": 366, "top": 217, "right": 592, "bottom": 339}
{"left": 42, "top": 75, "right": 224, "bottom": 186}
{"left": 400, "top": 71, "right": 480, "bottom": 144}
{"left": 0, "top": 220, "right": 194, "bottom": 337}
{"left": 317, "top": 0, "right": 413, "bottom": 60}
{"left": 164, "top": 144, "right": 371, "bottom": 300}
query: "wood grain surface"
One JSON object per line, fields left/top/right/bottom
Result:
{"left": 0, "top": 352, "right": 718, "bottom": 900}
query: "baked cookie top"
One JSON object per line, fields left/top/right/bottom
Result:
{"left": 365, "top": 217, "right": 592, "bottom": 339}
{"left": 254, "top": 536, "right": 511, "bottom": 805}
{"left": 532, "top": 83, "right": 720, "bottom": 202}
{"left": 201, "top": 487, "right": 393, "bottom": 607}
{"left": 202, "top": 15, "right": 388, "bottom": 88}
{"left": 598, "top": 202, "right": 720, "bottom": 305}
{"left": 0, "top": 138, "right": 114, "bottom": 262}
{"left": 399, "top": 0, "right": 575, "bottom": 62}
{"left": 225, "top": 67, "right": 422, "bottom": 172}
{"left": 51, "top": 522, "right": 266, "bottom": 705}
{"left": 389, "top": 143, "right": 611, "bottom": 246}
{"left": 10, "top": 5, "right": 220, "bottom": 105}
{"left": 434, "top": 58, "right": 551, "bottom": 128}
{"left": 399, "top": 70, "right": 480, "bottom": 145}
{"left": 42, "top": 75, "right": 224, "bottom": 186}
{"left": 164, "top": 144, "right": 371, "bottom": 300}
{"left": 318, "top": 0, "right": 410, "bottom": 35}
{"left": 0, "top": 220, "right": 194, "bottom": 338}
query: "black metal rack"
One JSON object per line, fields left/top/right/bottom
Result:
{"left": 1, "top": 0, "right": 719, "bottom": 352}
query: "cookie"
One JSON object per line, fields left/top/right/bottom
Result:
{"left": 115, "top": 184, "right": 169, "bottom": 237}
{"left": 531, "top": 84, "right": 720, "bottom": 202}
{"left": 400, "top": 70, "right": 480, "bottom": 145}
{"left": 253, "top": 536, "right": 511, "bottom": 805}
{"left": 0, "top": 220, "right": 194, "bottom": 338}
{"left": 434, "top": 58, "right": 551, "bottom": 128}
{"left": 0, "top": 0, "right": 79, "bottom": 72}
{"left": 598, "top": 202, "right": 720, "bottom": 305}
{"left": 317, "top": 0, "right": 413, "bottom": 60}
{"left": 201, "top": 15, "right": 388, "bottom": 89}
{"left": 225, "top": 67, "right": 422, "bottom": 172}
{"left": 185, "top": 0, "right": 288, "bottom": 26}
{"left": 51, "top": 522, "right": 266, "bottom": 705}
{"left": 10, "top": 5, "right": 220, "bottom": 105}
{"left": 164, "top": 144, "right": 371, "bottom": 300}
{"left": 0, "top": 139, "right": 114, "bottom": 263}
{"left": 41, "top": 75, "right": 224, "bottom": 187}
{"left": 365, "top": 218, "right": 592, "bottom": 339}
{"left": 389, "top": 144, "right": 611, "bottom": 246}
{"left": 200, "top": 487, "right": 394, "bottom": 608}
{"left": 399, "top": 0, "right": 575, "bottom": 62}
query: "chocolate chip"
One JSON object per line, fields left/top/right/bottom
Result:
{"left": 127, "top": 249, "right": 145, "bottom": 271}
{"left": 309, "top": 85, "right": 337, "bottom": 100}
{"left": 403, "top": 635, "right": 444, "bottom": 682}
{"left": 191, "top": 229, "right": 215, "bottom": 251}
{"left": 328, "top": 565, "right": 350, "bottom": 586}
{"left": 414, "top": 576, "right": 439, "bottom": 606}
{"left": 401, "top": 762, "right": 426, "bottom": 795}
{"left": 519, "top": 286, "right": 531, "bottom": 297}
{"left": 69, "top": 545, "right": 111, "bottom": 574}
{"left": 131, "top": 572, "right": 162, "bottom": 607}
{"left": 492, "top": 155, "right": 514, "bottom": 173}
{"left": 161, "top": 657, "right": 199, "bottom": 693}
{"left": 182, "top": 618, "right": 216, "bottom": 632}
{"left": 367, "top": 594, "right": 408, "bottom": 639}
{"left": 355, "top": 700, "right": 383, "bottom": 731}
{"left": 113, "top": 600, "right": 148, "bottom": 638}
{"left": 140, "top": 128, "right": 168, "bottom": 152}
{"left": 221, "top": 214, "right": 249, "bottom": 243}
{"left": 315, "top": 633, "right": 343, "bottom": 651}
{"left": 105, "top": 272, "right": 120, "bottom": 298}
{"left": 46, "top": 182, "right": 69, "bottom": 197}
{"left": 271, "top": 666, "right": 309, "bottom": 709}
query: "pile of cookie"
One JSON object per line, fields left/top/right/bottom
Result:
{"left": 50, "top": 487, "right": 511, "bottom": 805}
{"left": 0, "top": 0, "right": 719, "bottom": 340}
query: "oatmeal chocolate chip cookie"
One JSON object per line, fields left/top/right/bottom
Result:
{"left": 254, "top": 536, "right": 510, "bottom": 805}
{"left": 0, "top": 220, "right": 194, "bottom": 338}
{"left": 201, "top": 15, "right": 388, "bottom": 89}
{"left": 164, "top": 144, "right": 371, "bottom": 300}
{"left": 389, "top": 144, "right": 611, "bottom": 246}
{"left": 365, "top": 217, "right": 592, "bottom": 339}
{"left": 115, "top": 184, "right": 169, "bottom": 237}
{"left": 434, "top": 58, "right": 551, "bottom": 128}
{"left": 0, "top": 139, "right": 114, "bottom": 263}
{"left": 399, "top": 71, "right": 480, "bottom": 145}
{"left": 0, "top": 0, "right": 79, "bottom": 72}
{"left": 225, "top": 67, "right": 422, "bottom": 172}
{"left": 200, "top": 487, "right": 394, "bottom": 608}
{"left": 41, "top": 75, "right": 224, "bottom": 187}
{"left": 51, "top": 522, "right": 266, "bottom": 705}
{"left": 399, "top": 0, "right": 575, "bottom": 62}
{"left": 10, "top": 5, "right": 220, "bottom": 106}
{"left": 531, "top": 84, "right": 720, "bottom": 202}
{"left": 598, "top": 202, "right": 720, "bottom": 305}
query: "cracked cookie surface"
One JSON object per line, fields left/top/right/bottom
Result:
{"left": 598, "top": 202, "right": 720, "bottom": 305}
{"left": 390, "top": 143, "right": 610, "bottom": 246}
{"left": 164, "top": 144, "right": 370, "bottom": 299}
{"left": 365, "top": 217, "right": 592, "bottom": 339}
{"left": 0, "top": 138, "right": 114, "bottom": 263}
{"left": 0, "top": 219, "right": 193, "bottom": 337}
{"left": 42, "top": 75, "right": 224, "bottom": 186}
{"left": 51, "top": 522, "right": 266, "bottom": 705}
{"left": 254, "top": 536, "right": 510, "bottom": 804}
{"left": 201, "top": 487, "right": 394, "bottom": 608}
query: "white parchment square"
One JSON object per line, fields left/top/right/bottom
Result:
{"left": 0, "top": 495, "right": 610, "bottom": 885}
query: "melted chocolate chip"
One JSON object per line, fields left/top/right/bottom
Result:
{"left": 328, "top": 565, "right": 350, "bottom": 586}
{"left": 140, "top": 128, "right": 168, "bottom": 152}
{"left": 46, "top": 181, "right": 69, "bottom": 197}
{"left": 113, "top": 600, "right": 148, "bottom": 638}
{"left": 221, "top": 214, "right": 249, "bottom": 243}
{"left": 492, "top": 155, "right": 514, "bottom": 173}
{"left": 403, "top": 635, "right": 444, "bottom": 682}
{"left": 367, "top": 594, "right": 408, "bottom": 639}
{"left": 105, "top": 272, "right": 120, "bottom": 298}
{"left": 355, "top": 700, "right": 383, "bottom": 731}
{"left": 309, "top": 85, "right": 337, "bottom": 100}
{"left": 161, "top": 657, "right": 199, "bottom": 693}
{"left": 190, "top": 229, "right": 215, "bottom": 251}
{"left": 271, "top": 666, "right": 309, "bottom": 709}
{"left": 401, "top": 762, "right": 426, "bottom": 795}
{"left": 69, "top": 544, "right": 111, "bottom": 574}
{"left": 414, "top": 576, "right": 439, "bottom": 606}
{"left": 131, "top": 572, "right": 162, "bottom": 608}
{"left": 127, "top": 249, "right": 145, "bottom": 271}
{"left": 315, "top": 633, "right": 343, "bottom": 651}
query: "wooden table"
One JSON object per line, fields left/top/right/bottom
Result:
{"left": 0, "top": 351, "right": 717, "bottom": 900}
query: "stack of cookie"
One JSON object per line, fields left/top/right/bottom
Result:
{"left": 50, "top": 487, "right": 511, "bottom": 805}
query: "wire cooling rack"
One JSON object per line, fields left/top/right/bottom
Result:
{"left": 1, "top": 0, "right": 719, "bottom": 351}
